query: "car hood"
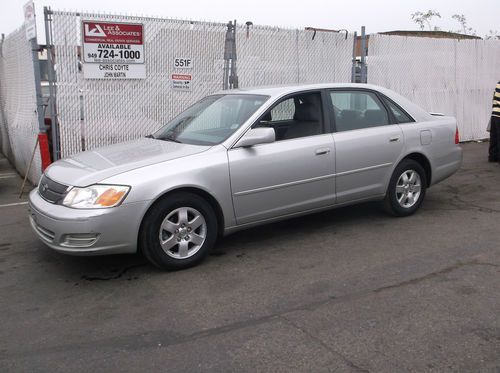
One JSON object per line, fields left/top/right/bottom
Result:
{"left": 45, "top": 138, "right": 210, "bottom": 186}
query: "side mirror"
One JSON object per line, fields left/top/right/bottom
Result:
{"left": 234, "top": 127, "right": 275, "bottom": 148}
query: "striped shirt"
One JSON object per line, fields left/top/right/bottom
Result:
{"left": 494, "top": 81, "right": 500, "bottom": 118}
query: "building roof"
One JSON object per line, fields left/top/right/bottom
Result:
{"left": 378, "top": 30, "right": 481, "bottom": 40}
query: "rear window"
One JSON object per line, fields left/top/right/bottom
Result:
{"left": 383, "top": 98, "right": 414, "bottom": 123}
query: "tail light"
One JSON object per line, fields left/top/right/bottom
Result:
{"left": 455, "top": 126, "right": 460, "bottom": 144}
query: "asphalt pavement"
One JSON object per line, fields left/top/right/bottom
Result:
{"left": 0, "top": 143, "right": 499, "bottom": 372}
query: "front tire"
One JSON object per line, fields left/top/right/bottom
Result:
{"left": 384, "top": 159, "right": 427, "bottom": 217}
{"left": 140, "top": 192, "right": 218, "bottom": 270}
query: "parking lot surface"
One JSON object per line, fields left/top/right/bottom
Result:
{"left": 0, "top": 142, "right": 499, "bottom": 372}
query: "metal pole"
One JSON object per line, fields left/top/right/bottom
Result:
{"left": 223, "top": 59, "right": 229, "bottom": 90}
{"left": 43, "top": 7, "right": 60, "bottom": 160}
{"left": 230, "top": 19, "right": 238, "bottom": 89}
{"left": 351, "top": 31, "right": 357, "bottom": 83}
{"left": 360, "top": 26, "right": 367, "bottom": 84}
{"left": 30, "top": 38, "right": 46, "bottom": 134}
{"left": 295, "top": 29, "right": 300, "bottom": 83}
{"left": 223, "top": 21, "right": 233, "bottom": 90}
{"left": 19, "top": 137, "right": 39, "bottom": 198}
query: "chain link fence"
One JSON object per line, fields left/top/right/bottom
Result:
{"left": 51, "top": 11, "right": 227, "bottom": 158}
{"left": 368, "top": 34, "right": 500, "bottom": 141}
{"left": 0, "top": 26, "right": 41, "bottom": 183}
{"left": 49, "top": 11, "right": 355, "bottom": 158}
{"left": 236, "top": 25, "right": 354, "bottom": 87}
{"left": 4, "top": 9, "right": 500, "bottom": 185}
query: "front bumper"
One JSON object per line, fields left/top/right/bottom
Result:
{"left": 28, "top": 189, "right": 150, "bottom": 255}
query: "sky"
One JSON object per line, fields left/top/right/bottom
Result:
{"left": 2, "top": 0, "right": 499, "bottom": 43}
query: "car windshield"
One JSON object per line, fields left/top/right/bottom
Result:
{"left": 153, "top": 94, "right": 269, "bottom": 145}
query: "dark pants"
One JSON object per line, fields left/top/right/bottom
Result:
{"left": 489, "top": 116, "right": 500, "bottom": 162}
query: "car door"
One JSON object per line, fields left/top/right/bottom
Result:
{"left": 228, "top": 91, "right": 336, "bottom": 225}
{"left": 328, "top": 89, "right": 404, "bottom": 204}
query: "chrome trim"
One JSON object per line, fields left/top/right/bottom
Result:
{"left": 60, "top": 234, "right": 99, "bottom": 248}
{"left": 233, "top": 174, "right": 336, "bottom": 196}
{"left": 336, "top": 162, "right": 393, "bottom": 177}
{"left": 233, "top": 162, "right": 392, "bottom": 197}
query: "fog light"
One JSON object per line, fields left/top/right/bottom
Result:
{"left": 61, "top": 233, "right": 100, "bottom": 248}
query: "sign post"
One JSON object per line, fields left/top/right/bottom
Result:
{"left": 25, "top": 1, "right": 52, "bottom": 170}
{"left": 44, "top": 7, "right": 60, "bottom": 162}
{"left": 81, "top": 21, "right": 146, "bottom": 79}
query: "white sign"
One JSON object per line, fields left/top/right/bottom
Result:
{"left": 23, "top": 1, "right": 37, "bottom": 41}
{"left": 83, "top": 64, "right": 146, "bottom": 79}
{"left": 172, "top": 74, "right": 192, "bottom": 91}
{"left": 83, "top": 43, "right": 144, "bottom": 64}
{"left": 82, "top": 21, "right": 145, "bottom": 79}
{"left": 174, "top": 58, "right": 193, "bottom": 69}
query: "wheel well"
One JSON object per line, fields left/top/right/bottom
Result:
{"left": 151, "top": 187, "right": 224, "bottom": 234}
{"left": 138, "top": 187, "right": 226, "bottom": 254}
{"left": 403, "top": 153, "right": 432, "bottom": 187}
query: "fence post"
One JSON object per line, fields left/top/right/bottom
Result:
{"left": 223, "top": 21, "right": 232, "bottom": 90}
{"left": 223, "top": 20, "right": 238, "bottom": 90}
{"left": 30, "top": 38, "right": 44, "bottom": 134}
{"left": 229, "top": 20, "right": 238, "bottom": 89}
{"left": 43, "top": 6, "right": 60, "bottom": 161}
{"left": 360, "top": 26, "right": 367, "bottom": 83}
{"left": 30, "top": 37, "right": 51, "bottom": 171}
{"left": 351, "top": 31, "right": 358, "bottom": 83}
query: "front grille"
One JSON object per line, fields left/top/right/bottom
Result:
{"left": 38, "top": 174, "right": 69, "bottom": 204}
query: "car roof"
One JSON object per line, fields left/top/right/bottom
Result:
{"left": 216, "top": 83, "right": 433, "bottom": 122}
{"left": 216, "top": 83, "right": 387, "bottom": 97}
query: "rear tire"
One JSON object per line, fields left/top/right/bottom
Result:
{"left": 384, "top": 159, "right": 427, "bottom": 217}
{"left": 139, "top": 192, "right": 217, "bottom": 270}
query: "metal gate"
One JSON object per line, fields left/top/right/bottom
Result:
{"left": 46, "top": 9, "right": 355, "bottom": 158}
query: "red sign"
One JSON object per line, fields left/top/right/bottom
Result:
{"left": 171, "top": 74, "right": 192, "bottom": 80}
{"left": 83, "top": 21, "right": 143, "bottom": 45}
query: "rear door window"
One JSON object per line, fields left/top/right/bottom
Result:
{"left": 329, "top": 91, "right": 390, "bottom": 132}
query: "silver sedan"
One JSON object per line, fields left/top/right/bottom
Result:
{"left": 29, "top": 84, "right": 463, "bottom": 270}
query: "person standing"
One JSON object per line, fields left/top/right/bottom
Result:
{"left": 489, "top": 80, "right": 500, "bottom": 163}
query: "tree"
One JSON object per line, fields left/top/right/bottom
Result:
{"left": 485, "top": 30, "right": 500, "bottom": 40}
{"left": 411, "top": 10, "right": 441, "bottom": 31}
{"left": 451, "top": 14, "right": 476, "bottom": 35}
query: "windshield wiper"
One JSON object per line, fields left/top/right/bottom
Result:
{"left": 159, "top": 134, "right": 182, "bottom": 143}
{"left": 145, "top": 134, "right": 154, "bottom": 138}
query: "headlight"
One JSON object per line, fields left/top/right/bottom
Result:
{"left": 62, "top": 185, "right": 130, "bottom": 209}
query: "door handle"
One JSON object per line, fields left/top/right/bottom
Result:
{"left": 315, "top": 148, "right": 331, "bottom": 155}
{"left": 389, "top": 136, "right": 400, "bottom": 142}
